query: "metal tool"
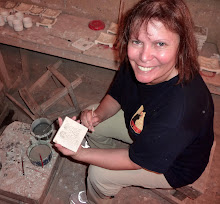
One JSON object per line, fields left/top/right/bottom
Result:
{"left": 42, "top": 119, "right": 57, "bottom": 133}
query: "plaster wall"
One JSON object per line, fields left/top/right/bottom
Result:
{"left": 0, "top": 0, "right": 219, "bottom": 51}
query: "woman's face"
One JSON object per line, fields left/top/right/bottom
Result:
{"left": 127, "top": 20, "right": 180, "bottom": 85}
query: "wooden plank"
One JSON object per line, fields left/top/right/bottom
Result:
{"left": 0, "top": 104, "right": 9, "bottom": 127}
{"left": 0, "top": 194, "right": 22, "bottom": 204}
{"left": 19, "top": 87, "right": 42, "bottom": 117}
{"left": 66, "top": 77, "right": 82, "bottom": 111}
{"left": 51, "top": 77, "right": 74, "bottom": 107}
{"left": 29, "top": 60, "right": 62, "bottom": 93}
{"left": 0, "top": 80, "right": 3, "bottom": 91}
{"left": 47, "top": 65, "right": 69, "bottom": 87}
{"left": 0, "top": 49, "right": 11, "bottom": 89}
{"left": 5, "top": 93, "right": 36, "bottom": 120}
{"left": 118, "top": 0, "right": 125, "bottom": 24}
{"left": 10, "top": 76, "right": 22, "bottom": 90}
{"left": 67, "top": 83, "right": 81, "bottom": 112}
{"left": 20, "top": 48, "right": 30, "bottom": 80}
{"left": 39, "top": 155, "right": 62, "bottom": 204}
{"left": 151, "top": 189, "right": 184, "bottom": 204}
{"left": 43, "top": 157, "right": 66, "bottom": 204}
{"left": 172, "top": 190, "right": 187, "bottom": 201}
{"left": 0, "top": 81, "right": 11, "bottom": 126}
{"left": 176, "top": 186, "right": 201, "bottom": 200}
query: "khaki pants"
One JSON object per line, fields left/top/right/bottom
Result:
{"left": 85, "top": 104, "right": 171, "bottom": 204}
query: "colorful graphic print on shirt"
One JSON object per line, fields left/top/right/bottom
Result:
{"left": 130, "top": 105, "right": 146, "bottom": 134}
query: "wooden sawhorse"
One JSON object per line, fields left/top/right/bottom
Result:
{"left": 6, "top": 60, "right": 82, "bottom": 121}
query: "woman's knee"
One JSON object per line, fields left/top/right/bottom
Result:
{"left": 88, "top": 165, "right": 120, "bottom": 197}
{"left": 88, "top": 165, "right": 108, "bottom": 189}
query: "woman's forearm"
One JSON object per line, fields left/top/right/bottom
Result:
{"left": 73, "top": 148, "right": 141, "bottom": 170}
{"left": 95, "top": 94, "right": 121, "bottom": 123}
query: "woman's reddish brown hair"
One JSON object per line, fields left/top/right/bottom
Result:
{"left": 116, "top": 0, "right": 200, "bottom": 83}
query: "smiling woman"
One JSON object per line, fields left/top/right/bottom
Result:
{"left": 54, "top": 1, "right": 214, "bottom": 203}
{"left": 117, "top": 0, "right": 200, "bottom": 84}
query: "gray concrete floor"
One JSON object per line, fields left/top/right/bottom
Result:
{"left": 0, "top": 44, "right": 220, "bottom": 203}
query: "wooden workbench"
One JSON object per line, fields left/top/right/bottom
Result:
{"left": 0, "top": 12, "right": 120, "bottom": 89}
{"left": 0, "top": 13, "right": 119, "bottom": 70}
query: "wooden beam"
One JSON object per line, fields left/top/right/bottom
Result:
{"left": 20, "top": 48, "right": 30, "bottom": 80}
{"left": 5, "top": 93, "right": 36, "bottom": 120}
{"left": 19, "top": 87, "right": 42, "bottom": 117}
{"left": 150, "top": 189, "right": 182, "bottom": 204}
{"left": 0, "top": 49, "right": 11, "bottom": 89}
{"left": 176, "top": 186, "right": 201, "bottom": 200}
{"left": 118, "top": 0, "right": 125, "bottom": 24}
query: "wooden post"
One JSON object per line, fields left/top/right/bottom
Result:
{"left": 0, "top": 49, "right": 11, "bottom": 89}
{"left": 6, "top": 93, "right": 36, "bottom": 120}
{"left": 20, "top": 48, "right": 30, "bottom": 80}
{"left": 0, "top": 80, "right": 9, "bottom": 126}
{"left": 118, "top": 0, "right": 125, "bottom": 25}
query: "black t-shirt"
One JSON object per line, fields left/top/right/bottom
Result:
{"left": 108, "top": 63, "right": 214, "bottom": 188}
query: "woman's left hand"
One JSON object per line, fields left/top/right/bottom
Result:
{"left": 54, "top": 143, "right": 82, "bottom": 157}
{"left": 53, "top": 116, "right": 82, "bottom": 158}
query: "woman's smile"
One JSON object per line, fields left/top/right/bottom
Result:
{"left": 138, "top": 65, "right": 156, "bottom": 72}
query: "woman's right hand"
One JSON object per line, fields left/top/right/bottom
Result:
{"left": 80, "top": 109, "right": 100, "bottom": 132}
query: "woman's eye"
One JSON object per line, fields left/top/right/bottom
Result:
{"left": 132, "top": 40, "right": 142, "bottom": 45}
{"left": 157, "top": 42, "right": 166, "bottom": 47}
